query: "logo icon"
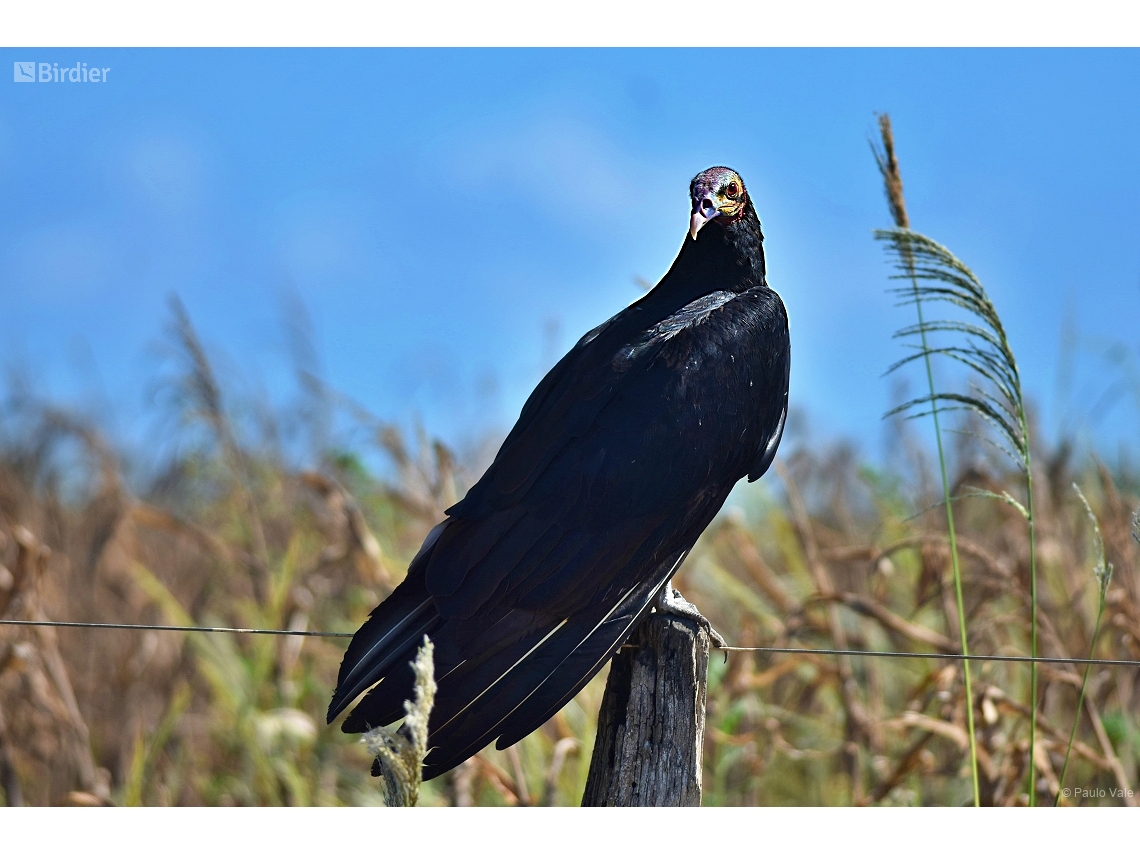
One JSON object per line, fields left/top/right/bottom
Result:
{"left": 13, "top": 62, "right": 36, "bottom": 83}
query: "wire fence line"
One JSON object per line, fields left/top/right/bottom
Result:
{"left": 0, "top": 618, "right": 352, "bottom": 638}
{"left": 4, "top": 617, "right": 1139, "bottom": 668}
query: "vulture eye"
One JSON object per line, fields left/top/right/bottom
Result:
{"left": 726, "top": 182, "right": 739, "bottom": 197}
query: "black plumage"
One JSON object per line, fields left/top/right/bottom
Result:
{"left": 327, "top": 166, "right": 791, "bottom": 780}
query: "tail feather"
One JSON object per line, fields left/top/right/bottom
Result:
{"left": 328, "top": 524, "right": 449, "bottom": 725}
{"left": 343, "top": 650, "right": 417, "bottom": 732}
{"left": 419, "top": 616, "right": 592, "bottom": 779}
{"left": 332, "top": 603, "right": 440, "bottom": 727}
{"left": 338, "top": 607, "right": 441, "bottom": 731}
{"left": 426, "top": 615, "right": 569, "bottom": 737}
{"left": 493, "top": 552, "right": 684, "bottom": 750}
{"left": 494, "top": 607, "right": 647, "bottom": 751}
{"left": 419, "top": 568, "right": 667, "bottom": 780}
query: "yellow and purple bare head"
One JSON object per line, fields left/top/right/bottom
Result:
{"left": 689, "top": 167, "right": 748, "bottom": 240}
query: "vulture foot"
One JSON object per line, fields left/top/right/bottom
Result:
{"left": 652, "top": 582, "right": 726, "bottom": 649}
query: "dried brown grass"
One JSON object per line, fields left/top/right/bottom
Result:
{"left": 1, "top": 305, "right": 1138, "bottom": 807}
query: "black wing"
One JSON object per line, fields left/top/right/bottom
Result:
{"left": 328, "top": 285, "right": 789, "bottom": 779}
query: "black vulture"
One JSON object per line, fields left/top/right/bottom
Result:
{"left": 327, "top": 166, "right": 790, "bottom": 780}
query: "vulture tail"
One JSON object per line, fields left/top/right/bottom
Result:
{"left": 327, "top": 524, "right": 448, "bottom": 726}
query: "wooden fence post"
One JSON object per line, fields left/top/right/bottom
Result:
{"left": 581, "top": 612, "right": 710, "bottom": 806}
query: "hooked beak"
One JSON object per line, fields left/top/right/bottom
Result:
{"left": 689, "top": 194, "right": 721, "bottom": 240}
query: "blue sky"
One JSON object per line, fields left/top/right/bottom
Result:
{"left": 2, "top": 49, "right": 1139, "bottom": 468}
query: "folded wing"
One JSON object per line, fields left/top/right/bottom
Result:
{"left": 328, "top": 285, "right": 790, "bottom": 780}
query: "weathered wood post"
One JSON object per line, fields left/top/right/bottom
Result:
{"left": 581, "top": 612, "right": 710, "bottom": 806}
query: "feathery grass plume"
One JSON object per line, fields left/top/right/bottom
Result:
{"left": 871, "top": 114, "right": 910, "bottom": 230}
{"left": 363, "top": 637, "right": 436, "bottom": 806}
{"left": 1056, "top": 484, "right": 1113, "bottom": 805}
{"left": 871, "top": 114, "right": 979, "bottom": 806}
{"left": 874, "top": 227, "right": 1040, "bottom": 804}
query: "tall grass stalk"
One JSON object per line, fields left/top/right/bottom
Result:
{"left": 874, "top": 223, "right": 1039, "bottom": 805}
{"left": 364, "top": 637, "right": 436, "bottom": 807}
{"left": 1056, "top": 485, "right": 1113, "bottom": 805}
{"left": 872, "top": 115, "right": 979, "bottom": 806}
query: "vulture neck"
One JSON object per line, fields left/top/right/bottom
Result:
{"left": 655, "top": 203, "right": 767, "bottom": 306}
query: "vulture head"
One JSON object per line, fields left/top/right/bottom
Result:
{"left": 689, "top": 166, "right": 750, "bottom": 240}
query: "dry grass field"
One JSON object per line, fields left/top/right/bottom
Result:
{"left": 1, "top": 298, "right": 1137, "bottom": 806}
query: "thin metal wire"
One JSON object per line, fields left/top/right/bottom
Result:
{"left": 715, "top": 645, "right": 1140, "bottom": 668}
{"left": 0, "top": 618, "right": 352, "bottom": 638}
{"left": 3, "top": 617, "right": 1139, "bottom": 668}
